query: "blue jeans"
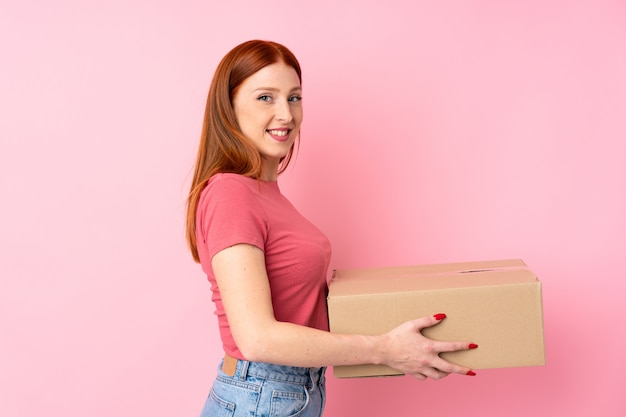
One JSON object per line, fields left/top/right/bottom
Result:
{"left": 200, "top": 358, "right": 327, "bottom": 417}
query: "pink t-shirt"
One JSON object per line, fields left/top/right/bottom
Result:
{"left": 195, "top": 173, "right": 332, "bottom": 359}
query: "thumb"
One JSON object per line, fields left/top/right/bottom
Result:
{"left": 411, "top": 313, "right": 447, "bottom": 331}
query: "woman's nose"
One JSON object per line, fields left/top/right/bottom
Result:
{"left": 275, "top": 100, "right": 293, "bottom": 122}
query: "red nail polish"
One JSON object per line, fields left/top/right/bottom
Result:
{"left": 469, "top": 343, "right": 478, "bottom": 349}
{"left": 434, "top": 313, "right": 447, "bottom": 321}
{"left": 466, "top": 370, "right": 476, "bottom": 376}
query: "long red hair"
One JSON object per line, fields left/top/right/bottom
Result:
{"left": 186, "top": 40, "right": 302, "bottom": 262}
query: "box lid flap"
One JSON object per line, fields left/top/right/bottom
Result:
{"left": 329, "top": 259, "right": 537, "bottom": 296}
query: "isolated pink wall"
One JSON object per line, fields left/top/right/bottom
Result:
{"left": 1, "top": 1, "right": 625, "bottom": 416}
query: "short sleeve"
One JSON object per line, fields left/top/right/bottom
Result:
{"left": 196, "top": 175, "right": 267, "bottom": 259}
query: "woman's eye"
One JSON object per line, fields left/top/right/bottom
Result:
{"left": 257, "top": 95, "right": 271, "bottom": 102}
{"left": 288, "top": 95, "right": 302, "bottom": 103}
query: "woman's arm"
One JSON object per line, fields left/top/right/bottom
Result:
{"left": 213, "top": 243, "right": 476, "bottom": 380}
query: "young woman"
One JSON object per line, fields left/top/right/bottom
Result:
{"left": 186, "top": 40, "right": 477, "bottom": 417}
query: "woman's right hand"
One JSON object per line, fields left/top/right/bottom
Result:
{"left": 380, "top": 314, "right": 478, "bottom": 380}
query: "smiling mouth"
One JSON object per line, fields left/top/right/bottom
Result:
{"left": 267, "top": 129, "right": 290, "bottom": 137}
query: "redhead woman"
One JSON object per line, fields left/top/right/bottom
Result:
{"left": 186, "top": 40, "right": 477, "bottom": 417}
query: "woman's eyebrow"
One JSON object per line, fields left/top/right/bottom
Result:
{"left": 252, "top": 86, "right": 302, "bottom": 93}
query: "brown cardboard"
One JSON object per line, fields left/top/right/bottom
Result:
{"left": 327, "top": 259, "right": 545, "bottom": 378}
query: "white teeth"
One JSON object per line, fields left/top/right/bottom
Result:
{"left": 267, "top": 129, "right": 289, "bottom": 137}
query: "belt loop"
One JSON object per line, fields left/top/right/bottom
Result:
{"left": 238, "top": 360, "right": 249, "bottom": 380}
{"left": 310, "top": 367, "right": 319, "bottom": 387}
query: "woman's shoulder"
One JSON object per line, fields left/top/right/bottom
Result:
{"left": 206, "top": 173, "right": 255, "bottom": 190}
{"left": 200, "top": 173, "right": 258, "bottom": 202}
{"left": 209, "top": 172, "right": 253, "bottom": 184}
{"left": 201, "top": 173, "right": 280, "bottom": 207}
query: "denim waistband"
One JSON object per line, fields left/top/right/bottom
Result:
{"left": 221, "top": 358, "right": 326, "bottom": 386}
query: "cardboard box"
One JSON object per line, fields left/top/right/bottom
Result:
{"left": 327, "top": 259, "right": 545, "bottom": 378}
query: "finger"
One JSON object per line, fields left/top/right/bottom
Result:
{"left": 411, "top": 373, "right": 427, "bottom": 381}
{"left": 426, "top": 367, "right": 450, "bottom": 380}
{"left": 412, "top": 367, "right": 449, "bottom": 381}
{"left": 409, "top": 313, "right": 448, "bottom": 332}
{"left": 444, "top": 342, "right": 479, "bottom": 354}
{"left": 432, "top": 358, "right": 476, "bottom": 377}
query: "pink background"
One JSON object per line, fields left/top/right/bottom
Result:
{"left": 2, "top": 1, "right": 625, "bottom": 416}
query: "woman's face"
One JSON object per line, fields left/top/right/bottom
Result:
{"left": 232, "top": 62, "right": 302, "bottom": 180}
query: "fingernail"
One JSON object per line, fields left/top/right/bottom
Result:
{"left": 434, "top": 313, "right": 447, "bottom": 321}
{"left": 469, "top": 343, "right": 478, "bottom": 349}
{"left": 466, "top": 370, "right": 476, "bottom": 376}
